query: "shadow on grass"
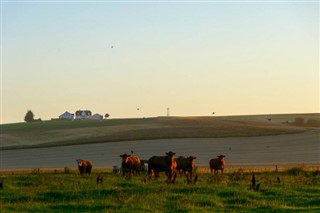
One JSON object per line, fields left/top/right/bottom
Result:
{"left": 35, "top": 189, "right": 118, "bottom": 202}
{"left": 49, "top": 203, "right": 117, "bottom": 212}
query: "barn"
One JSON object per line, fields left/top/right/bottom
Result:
{"left": 75, "top": 110, "right": 92, "bottom": 119}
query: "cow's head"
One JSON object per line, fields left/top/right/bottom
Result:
{"left": 217, "top": 155, "right": 225, "bottom": 159}
{"left": 76, "top": 159, "right": 82, "bottom": 166}
{"left": 187, "top": 156, "right": 196, "bottom": 162}
{"left": 120, "top": 154, "right": 131, "bottom": 163}
{"left": 187, "top": 156, "right": 196, "bottom": 167}
{"left": 166, "top": 151, "right": 176, "bottom": 162}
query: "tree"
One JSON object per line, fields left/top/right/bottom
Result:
{"left": 24, "top": 110, "right": 34, "bottom": 122}
{"left": 105, "top": 113, "right": 110, "bottom": 119}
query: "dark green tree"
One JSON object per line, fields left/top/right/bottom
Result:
{"left": 105, "top": 113, "right": 110, "bottom": 119}
{"left": 24, "top": 110, "right": 34, "bottom": 122}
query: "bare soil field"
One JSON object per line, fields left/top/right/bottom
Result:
{"left": 1, "top": 130, "right": 319, "bottom": 170}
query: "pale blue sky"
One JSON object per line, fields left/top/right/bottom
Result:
{"left": 1, "top": 1, "right": 319, "bottom": 124}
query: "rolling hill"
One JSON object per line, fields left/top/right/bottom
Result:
{"left": 1, "top": 113, "right": 319, "bottom": 150}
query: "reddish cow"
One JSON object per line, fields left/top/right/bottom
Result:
{"left": 175, "top": 156, "right": 196, "bottom": 178}
{"left": 170, "top": 159, "right": 177, "bottom": 178}
{"left": 120, "top": 154, "right": 141, "bottom": 176}
{"left": 76, "top": 159, "right": 93, "bottom": 176}
{"left": 209, "top": 155, "right": 226, "bottom": 174}
{"left": 148, "top": 151, "right": 176, "bottom": 183}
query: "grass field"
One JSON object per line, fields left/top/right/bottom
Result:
{"left": 0, "top": 167, "right": 319, "bottom": 212}
{"left": 1, "top": 114, "right": 319, "bottom": 212}
{"left": 1, "top": 113, "right": 319, "bottom": 149}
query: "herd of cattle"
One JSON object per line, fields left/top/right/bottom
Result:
{"left": 76, "top": 152, "right": 226, "bottom": 183}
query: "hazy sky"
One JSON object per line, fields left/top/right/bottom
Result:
{"left": 1, "top": 1, "right": 319, "bottom": 124}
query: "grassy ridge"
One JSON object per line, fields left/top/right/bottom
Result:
{"left": 0, "top": 168, "right": 319, "bottom": 212}
{"left": 2, "top": 114, "right": 318, "bottom": 149}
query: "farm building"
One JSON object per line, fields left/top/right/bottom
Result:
{"left": 75, "top": 110, "right": 92, "bottom": 119}
{"left": 90, "top": 113, "right": 103, "bottom": 120}
{"left": 59, "top": 111, "right": 74, "bottom": 120}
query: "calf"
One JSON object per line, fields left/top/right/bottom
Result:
{"left": 209, "top": 155, "right": 225, "bottom": 174}
{"left": 139, "top": 160, "right": 149, "bottom": 175}
{"left": 175, "top": 156, "right": 196, "bottom": 178}
{"left": 76, "top": 159, "right": 93, "bottom": 176}
{"left": 148, "top": 151, "right": 176, "bottom": 183}
{"left": 113, "top": 166, "right": 120, "bottom": 174}
{"left": 120, "top": 153, "right": 141, "bottom": 176}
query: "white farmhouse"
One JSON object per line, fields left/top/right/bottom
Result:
{"left": 91, "top": 113, "right": 103, "bottom": 120}
{"left": 59, "top": 111, "right": 74, "bottom": 120}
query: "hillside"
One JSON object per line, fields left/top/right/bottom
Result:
{"left": 1, "top": 113, "right": 319, "bottom": 150}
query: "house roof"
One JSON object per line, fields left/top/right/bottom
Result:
{"left": 93, "top": 113, "right": 102, "bottom": 116}
{"left": 60, "top": 111, "right": 74, "bottom": 116}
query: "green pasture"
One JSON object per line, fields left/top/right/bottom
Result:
{"left": 1, "top": 168, "right": 319, "bottom": 212}
{"left": 1, "top": 117, "right": 155, "bottom": 132}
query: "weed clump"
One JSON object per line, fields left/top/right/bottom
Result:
{"left": 310, "top": 168, "right": 320, "bottom": 177}
{"left": 31, "top": 168, "right": 40, "bottom": 175}
{"left": 230, "top": 168, "right": 245, "bottom": 181}
{"left": 64, "top": 167, "right": 71, "bottom": 174}
{"left": 207, "top": 174, "right": 228, "bottom": 185}
{"left": 286, "top": 166, "right": 305, "bottom": 176}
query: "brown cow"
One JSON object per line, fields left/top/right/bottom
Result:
{"left": 175, "top": 156, "right": 196, "bottom": 178}
{"left": 209, "top": 155, "right": 226, "bottom": 174}
{"left": 148, "top": 151, "right": 176, "bottom": 183}
{"left": 120, "top": 153, "right": 141, "bottom": 176}
{"left": 76, "top": 159, "right": 93, "bottom": 175}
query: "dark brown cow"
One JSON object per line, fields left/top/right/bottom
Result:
{"left": 120, "top": 153, "right": 141, "bottom": 176}
{"left": 148, "top": 151, "right": 176, "bottom": 182}
{"left": 76, "top": 159, "right": 93, "bottom": 175}
{"left": 209, "top": 155, "right": 226, "bottom": 174}
{"left": 175, "top": 156, "right": 196, "bottom": 178}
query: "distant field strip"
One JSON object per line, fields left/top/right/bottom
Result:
{"left": 1, "top": 131, "right": 318, "bottom": 170}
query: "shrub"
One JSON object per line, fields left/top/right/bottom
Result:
{"left": 292, "top": 118, "right": 305, "bottom": 126}
{"left": 305, "top": 119, "right": 320, "bottom": 127}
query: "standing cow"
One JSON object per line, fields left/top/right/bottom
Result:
{"left": 148, "top": 151, "right": 177, "bottom": 183}
{"left": 120, "top": 153, "right": 141, "bottom": 176}
{"left": 76, "top": 159, "right": 93, "bottom": 176}
{"left": 175, "top": 156, "right": 196, "bottom": 178}
{"left": 209, "top": 155, "right": 226, "bottom": 174}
